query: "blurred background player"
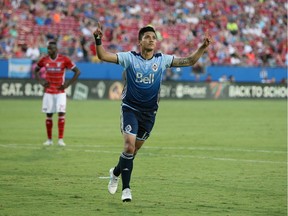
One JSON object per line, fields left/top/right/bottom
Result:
{"left": 34, "top": 41, "right": 81, "bottom": 146}
{"left": 93, "top": 23, "right": 212, "bottom": 202}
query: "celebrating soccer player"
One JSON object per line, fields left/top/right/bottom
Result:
{"left": 34, "top": 41, "right": 81, "bottom": 147}
{"left": 93, "top": 22, "right": 212, "bottom": 202}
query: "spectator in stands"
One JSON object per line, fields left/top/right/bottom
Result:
{"left": 280, "top": 78, "right": 287, "bottom": 85}
{"left": 26, "top": 42, "right": 40, "bottom": 62}
{"left": 12, "top": 43, "right": 24, "bottom": 58}
{"left": 9, "top": 25, "right": 18, "bottom": 38}
{"left": 3, "top": 39, "right": 13, "bottom": 58}
{"left": 0, "top": 43, "right": 4, "bottom": 58}
{"left": 192, "top": 62, "right": 204, "bottom": 82}
{"left": 230, "top": 53, "right": 241, "bottom": 65}
{"left": 219, "top": 75, "right": 227, "bottom": 83}
{"left": 80, "top": 36, "right": 89, "bottom": 62}
{"left": 228, "top": 75, "right": 235, "bottom": 83}
{"left": 73, "top": 40, "right": 84, "bottom": 62}
{"left": 44, "top": 11, "right": 53, "bottom": 25}
{"left": 52, "top": 11, "right": 61, "bottom": 24}
{"left": 226, "top": 19, "right": 238, "bottom": 35}
{"left": 38, "top": 35, "right": 48, "bottom": 55}
{"left": 163, "top": 68, "right": 173, "bottom": 81}
{"left": 205, "top": 74, "right": 212, "bottom": 83}
{"left": 35, "top": 15, "right": 45, "bottom": 26}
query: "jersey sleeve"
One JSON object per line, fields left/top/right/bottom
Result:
{"left": 64, "top": 56, "right": 76, "bottom": 70}
{"left": 116, "top": 52, "right": 131, "bottom": 69}
{"left": 161, "top": 54, "right": 174, "bottom": 69}
{"left": 37, "top": 57, "right": 45, "bottom": 68}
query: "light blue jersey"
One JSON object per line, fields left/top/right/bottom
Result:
{"left": 117, "top": 51, "right": 174, "bottom": 112}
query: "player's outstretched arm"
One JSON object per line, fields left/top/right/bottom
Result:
{"left": 93, "top": 22, "right": 118, "bottom": 63}
{"left": 171, "top": 31, "right": 213, "bottom": 67}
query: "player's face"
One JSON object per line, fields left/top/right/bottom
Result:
{"left": 139, "top": 32, "right": 157, "bottom": 51}
{"left": 47, "top": 44, "right": 58, "bottom": 57}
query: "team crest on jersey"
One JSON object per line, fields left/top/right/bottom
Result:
{"left": 152, "top": 63, "right": 158, "bottom": 72}
{"left": 57, "top": 62, "right": 62, "bottom": 67}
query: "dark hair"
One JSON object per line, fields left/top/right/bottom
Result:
{"left": 138, "top": 26, "right": 156, "bottom": 40}
{"left": 48, "top": 41, "right": 57, "bottom": 46}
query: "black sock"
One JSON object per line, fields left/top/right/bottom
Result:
{"left": 119, "top": 152, "right": 134, "bottom": 190}
{"left": 113, "top": 156, "right": 121, "bottom": 177}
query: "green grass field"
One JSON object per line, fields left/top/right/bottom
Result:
{"left": 0, "top": 99, "right": 287, "bottom": 216}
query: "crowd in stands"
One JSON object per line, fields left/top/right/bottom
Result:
{"left": 0, "top": 0, "right": 287, "bottom": 67}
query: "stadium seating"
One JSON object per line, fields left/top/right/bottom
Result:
{"left": 0, "top": 0, "right": 287, "bottom": 66}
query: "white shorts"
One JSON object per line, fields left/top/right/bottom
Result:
{"left": 42, "top": 93, "right": 67, "bottom": 113}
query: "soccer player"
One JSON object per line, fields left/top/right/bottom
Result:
{"left": 34, "top": 41, "right": 81, "bottom": 146}
{"left": 93, "top": 23, "right": 212, "bottom": 202}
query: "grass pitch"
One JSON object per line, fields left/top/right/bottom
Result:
{"left": 0, "top": 99, "right": 286, "bottom": 216}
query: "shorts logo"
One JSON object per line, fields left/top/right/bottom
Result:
{"left": 125, "top": 125, "right": 132, "bottom": 133}
{"left": 152, "top": 63, "right": 158, "bottom": 72}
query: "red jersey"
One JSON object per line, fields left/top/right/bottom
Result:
{"left": 37, "top": 54, "right": 76, "bottom": 94}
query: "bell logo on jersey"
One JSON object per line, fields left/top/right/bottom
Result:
{"left": 135, "top": 72, "right": 154, "bottom": 84}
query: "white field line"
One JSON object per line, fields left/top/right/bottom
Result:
{"left": 98, "top": 176, "right": 110, "bottom": 179}
{"left": 0, "top": 143, "right": 286, "bottom": 154}
{"left": 0, "top": 143, "right": 286, "bottom": 164}
{"left": 144, "top": 146, "right": 286, "bottom": 154}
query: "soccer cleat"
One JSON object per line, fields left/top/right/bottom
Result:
{"left": 121, "top": 188, "right": 132, "bottom": 202}
{"left": 43, "top": 139, "right": 53, "bottom": 146}
{"left": 58, "top": 139, "right": 66, "bottom": 146}
{"left": 108, "top": 168, "right": 119, "bottom": 194}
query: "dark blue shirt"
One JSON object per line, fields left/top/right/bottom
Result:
{"left": 117, "top": 51, "right": 174, "bottom": 112}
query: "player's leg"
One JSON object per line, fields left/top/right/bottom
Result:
{"left": 108, "top": 106, "right": 138, "bottom": 201}
{"left": 134, "top": 139, "right": 145, "bottom": 156}
{"left": 108, "top": 133, "right": 136, "bottom": 197}
{"left": 42, "top": 93, "right": 54, "bottom": 145}
{"left": 118, "top": 132, "right": 135, "bottom": 202}
{"left": 133, "top": 110, "right": 156, "bottom": 156}
{"left": 119, "top": 111, "right": 155, "bottom": 201}
{"left": 43, "top": 113, "right": 53, "bottom": 145}
{"left": 57, "top": 112, "right": 65, "bottom": 146}
{"left": 56, "top": 93, "right": 66, "bottom": 146}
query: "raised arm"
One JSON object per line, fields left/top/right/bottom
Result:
{"left": 171, "top": 31, "right": 212, "bottom": 67}
{"left": 93, "top": 22, "right": 118, "bottom": 63}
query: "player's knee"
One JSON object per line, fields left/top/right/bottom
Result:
{"left": 124, "top": 142, "right": 135, "bottom": 154}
